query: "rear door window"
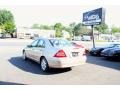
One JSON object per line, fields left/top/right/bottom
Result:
{"left": 37, "top": 39, "right": 45, "bottom": 48}
{"left": 31, "top": 40, "right": 39, "bottom": 47}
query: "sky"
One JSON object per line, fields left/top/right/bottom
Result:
{"left": 0, "top": 5, "right": 120, "bottom": 28}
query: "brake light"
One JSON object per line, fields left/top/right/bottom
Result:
{"left": 83, "top": 49, "right": 88, "bottom": 55}
{"left": 54, "top": 50, "right": 66, "bottom": 58}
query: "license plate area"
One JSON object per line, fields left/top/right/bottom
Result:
{"left": 72, "top": 52, "right": 79, "bottom": 57}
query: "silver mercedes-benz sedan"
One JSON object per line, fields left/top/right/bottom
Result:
{"left": 22, "top": 37, "right": 87, "bottom": 72}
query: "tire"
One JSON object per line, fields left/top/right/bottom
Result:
{"left": 66, "top": 67, "right": 72, "bottom": 71}
{"left": 40, "top": 57, "right": 49, "bottom": 72}
{"left": 22, "top": 51, "right": 28, "bottom": 60}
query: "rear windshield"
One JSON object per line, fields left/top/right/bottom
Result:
{"left": 49, "top": 39, "right": 72, "bottom": 47}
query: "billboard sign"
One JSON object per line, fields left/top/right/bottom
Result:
{"left": 83, "top": 8, "right": 105, "bottom": 26}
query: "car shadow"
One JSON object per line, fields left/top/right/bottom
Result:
{"left": 8, "top": 56, "right": 71, "bottom": 75}
{"left": 0, "top": 81, "right": 25, "bottom": 85}
{"left": 87, "top": 55, "right": 120, "bottom": 70}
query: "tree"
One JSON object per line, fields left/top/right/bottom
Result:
{"left": 74, "top": 23, "right": 82, "bottom": 36}
{"left": 69, "top": 22, "right": 76, "bottom": 37}
{"left": 74, "top": 23, "right": 89, "bottom": 36}
{"left": 0, "top": 24, "right": 5, "bottom": 33}
{"left": 40, "top": 25, "right": 51, "bottom": 30}
{"left": 4, "top": 21, "right": 16, "bottom": 37}
{"left": 0, "top": 9, "right": 16, "bottom": 38}
{"left": 0, "top": 9, "right": 14, "bottom": 25}
{"left": 54, "top": 23, "right": 63, "bottom": 37}
{"left": 68, "top": 22, "right": 89, "bottom": 37}
{"left": 32, "top": 23, "right": 40, "bottom": 29}
{"left": 78, "top": 26, "right": 90, "bottom": 35}
{"left": 62, "top": 26, "right": 72, "bottom": 38}
{"left": 111, "top": 26, "right": 120, "bottom": 33}
{"left": 94, "top": 23, "right": 108, "bottom": 34}
{"left": 31, "top": 24, "right": 54, "bottom": 30}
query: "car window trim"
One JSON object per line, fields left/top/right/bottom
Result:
{"left": 49, "top": 39, "right": 54, "bottom": 47}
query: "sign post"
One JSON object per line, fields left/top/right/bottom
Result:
{"left": 91, "top": 25, "right": 95, "bottom": 48}
{"left": 82, "top": 8, "right": 105, "bottom": 48}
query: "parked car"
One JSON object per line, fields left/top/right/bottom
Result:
{"left": 101, "top": 44, "right": 120, "bottom": 60}
{"left": 30, "top": 34, "right": 39, "bottom": 39}
{"left": 73, "top": 36, "right": 82, "bottom": 41}
{"left": 81, "top": 36, "right": 91, "bottom": 41}
{"left": 0, "top": 33, "right": 6, "bottom": 39}
{"left": 90, "top": 43, "right": 120, "bottom": 56}
{"left": 109, "top": 38, "right": 120, "bottom": 42}
{"left": 22, "top": 38, "right": 87, "bottom": 72}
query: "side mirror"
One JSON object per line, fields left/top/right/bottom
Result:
{"left": 27, "top": 45, "right": 32, "bottom": 48}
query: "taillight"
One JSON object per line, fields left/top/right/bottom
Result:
{"left": 83, "top": 49, "right": 88, "bottom": 55}
{"left": 54, "top": 50, "right": 66, "bottom": 58}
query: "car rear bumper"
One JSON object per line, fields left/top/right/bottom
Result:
{"left": 48, "top": 56, "right": 87, "bottom": 68}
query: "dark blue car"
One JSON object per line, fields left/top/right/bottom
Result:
{"left": 90, "top": 43, "right": 120, "bottom": 56}
{"left": 101, "top": 44, "right": 120, "bottom": 60}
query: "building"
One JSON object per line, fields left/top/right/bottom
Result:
{"left": 17, "top": 27, "right": 70, "bottom": 39}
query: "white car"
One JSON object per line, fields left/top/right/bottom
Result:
{"left": 81, "top": 36, "right": 91, "bottom": 41}
{"left": 22, "top": 38, "right": 87, "bottom": 72}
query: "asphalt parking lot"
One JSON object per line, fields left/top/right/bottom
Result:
{"left": 0, "top": 39, "right": 120, "bottom": 85}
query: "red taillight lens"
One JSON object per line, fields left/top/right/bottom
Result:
{"left": 83, "top": 49, "right": 89, "bottom": 55}
{"left": 54, "top": 50, "right": 66, "bottom": 58}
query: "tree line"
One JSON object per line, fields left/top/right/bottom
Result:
{"left": 0, "top": 9, "right": 120, "bottom": 38}
{"left": 31, "top": 22, "right": 119, "bottom": 38}
{"left": 31, "top": 22, "right": 91, "bottom": 38}
{"left": 31, "top": 22, "right": 120, "bottom": 37}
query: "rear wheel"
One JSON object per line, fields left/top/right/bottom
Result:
{"left": 40, "top": 57, "right": 49, "bottom": 72}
